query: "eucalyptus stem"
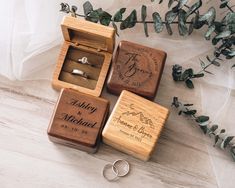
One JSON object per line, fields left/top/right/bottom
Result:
{"left": 172, "top": 97, "right": 235, "bottom": 161}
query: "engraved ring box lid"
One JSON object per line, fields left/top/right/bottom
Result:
{"left": 102, "top": 90, "right": 169, "bottom": 161}
{"left": 107, "top": 40, "right": 167, "bottom": 100}
{"left": 47, "top": 88, "right": 109, "bottom": 153}
{"left": 52, "top": 16, "right": 115, "bottom": 97}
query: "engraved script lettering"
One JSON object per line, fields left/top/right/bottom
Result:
{"left": 124, "top": 52, "right": 152, "bottom": 78}
{"left": 68, "top": 99, "right": 97, "bottom": 114}
{"left": 60, "top": 113, "right": 97, "bottom": 128}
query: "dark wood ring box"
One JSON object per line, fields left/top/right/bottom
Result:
{"left": 107, "top": 41, "right": 167, "bottom": 100}
{"left": 52, "top": 16, "right": 115, "bottom": 97}
{"left": 47, "top": 88, "right": 109, "bottom": 153}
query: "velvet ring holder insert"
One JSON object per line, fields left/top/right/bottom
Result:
{"left": 52, "top": 16, "right": 115, "bottom": 97}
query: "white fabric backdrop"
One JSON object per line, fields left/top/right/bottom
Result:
{"left": 1, "top": 0, "right": 235, "bottom": 187}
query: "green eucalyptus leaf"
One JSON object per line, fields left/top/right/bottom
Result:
{"left": 200, "top": 126, "right": 208, "bottom": 134}
{"left": 205, "top": 25, "right": 215, "bottom": 40}
{"left": 152, "top": 12, "right": 163, "bottom": 33}
{"left": 193, "top": 73, "right": 204, "bottom": 78}
{"left": 165, "top": 10, "right": 178, "bottom": 24}
{"left": 83, "top": 1, "right": 93, "bottom": 16}
{"left": 221, "top": 136, "right": 234, "bottom": 149}
{"left": 200, "top": 59, "right": 205, "bottom": 68}
{"left": 199, "top": 7, "right": 216, "bottom": 26}
{"left": 188, "top": 18, "right": 194, "bottom": 35}
{"left": 186, "top": 0, "right": 202, "bottom": 17}
{"left": 229, "top": 50, "right": 235, "bottom": 57}
{"left": 212, "top": 60, "right": 220, "bottom": 67}
{"left": 120, "top": 10, "right": 137, "bottom": 30}
{"left": 196, "top": 116, "right": 209, "bottom": 123}
{"left": 214, "top": 129, "right": 226, "bottom": 146}
{"left": 166, "top": 23, "right": 173, "bottom": 35}
{"left": 183, "top": 110, "right": 197, "bottom": 115}
{"left": 220, "top": 0, "right": 229, "bottom": 8}
{"left": 113, "top": 8, "right": 126, "bottom": 22}
{"left": 181, "top": 68, "right": 193, "bottom": 80}
{"left": 172, "top": 0, "right": 188, "bottom": 13}
{"left": 212, "top": 37, "right": 221, "bottom": 45}
{"left": 215, "top": 30, "right": 231, "bottom": 39}
{"left": 206, "top": 55, "right": 212, "bottom": 62}
{"left": 86, "top": 9, "right": 102, "bottom": 23}
{"left": 178, "top": 9, "right": 188, "bottom": 36}
{"left": 199, "top": 121, "right": 209, "bottom": 127}
{"left": 232, "top": 64, "right": 235, "bottom": 68}
{"left": 208, "top": 125, "right": 218, "bottom": 135}
{"left": 99, "top": 11, "right": 112, "bottom": 26}
{"left": 185, "top": 79, "right": 194, "bottom": 89}
{"left": 141, "top": 5, "right": 149, "bottom": 37}
{"left": 230, "top": 146, "right": 235, "bottom": 161}
{"left": 168, "top": 0, "right": 175, "bottom": 8}
{"left": 193, "top": 13, "right": 206, "bottom": 29}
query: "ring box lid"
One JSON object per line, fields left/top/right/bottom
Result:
{"left": 61, "top": 16, "right": 115, "bottom": 53}
{"left": 48, "top": 88, "right": 109, "bottom": 149}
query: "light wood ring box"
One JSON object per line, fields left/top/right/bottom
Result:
{"left": 107, "top": 41, "right": 167, "bottom": 100}
{"left": 52, "top": 16, "right": 115, "bottom": 97}
{"left": 102, "top": 90, "right": 169, "bottom": 161}
{"left": 47, "top": 88, "right": 109, "bottom": 153}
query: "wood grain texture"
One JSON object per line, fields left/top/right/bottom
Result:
{"left": 0, "top": 73, "right": 219, "bottom": 188}
{"left": 52, "top": 16, "right": 115, "bottom": 97}
{"left": 102, "top": 90, "right": 169, "bottom": 161}
{"left": 61, "top": 16, "right": 115, "bottom": 53}
{"left": 107, "top": 41, "right": 167, "bottom": 99}
{"left": 52, "top": 42, "right": 113, "bottom": 96}
{"left": 48, "top": 89, "right": 109, "bottom": 153}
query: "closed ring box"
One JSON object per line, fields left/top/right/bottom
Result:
{"left": 107, "top": 41, "right": 167, "bottom": 99}
{"left": 102, "top": 90, "right": 169, "bottom": 161}
{"left": 52, "top": 16, "right": 115, "bottom": 97}
{"left": 47, "top": 88, "right": 109, "bottom": 153}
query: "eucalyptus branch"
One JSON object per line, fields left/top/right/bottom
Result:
{"left": 172, "top": 97, "right": 235, "bottom": 161}
{"left": 60, "top": 1, "right": 235, "bottom": 88}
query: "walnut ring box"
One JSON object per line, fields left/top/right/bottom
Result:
{"left": 52, "top": 16, "right": 115, "bottom": 97}
{"left": 102, "top": 90, "right": 169, "bottom": 161}
{"left": 107, "top": 41, "right": 167, "bottom": 99}
{"left": 47, "top": 88, "right": 109, "bottom": 153}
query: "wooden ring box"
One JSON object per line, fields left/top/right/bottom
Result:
{"left": 107, "top": 41, "right": 167, "bottom": 100}
{"left": 52, "top": 16, "right": 115, "bottom": 97}
{"left": 47, "top": 88, "right": 109, "bottom": 153}
{"left": 102, "top": 90, "right": 169, "bottom": 161}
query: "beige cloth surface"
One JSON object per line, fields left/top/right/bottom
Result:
{"left": 1, "top": 0, "right": 235, "bottom": 187}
